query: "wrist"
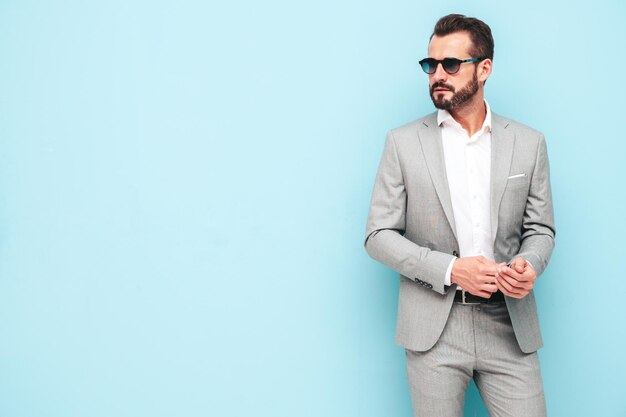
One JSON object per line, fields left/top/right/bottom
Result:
{"left": 449, "top": 259, "right": 459, "bottom": 285}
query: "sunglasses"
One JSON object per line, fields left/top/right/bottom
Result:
{"left": 418, "top": 57, "right": 488, "bottom": 75}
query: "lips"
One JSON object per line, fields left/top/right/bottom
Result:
{"left": 431, "top": 83, "right": 454, "bottom": 94}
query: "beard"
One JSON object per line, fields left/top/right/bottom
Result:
{"left": 430, "top": 69, "right": 479, "bottom": 110}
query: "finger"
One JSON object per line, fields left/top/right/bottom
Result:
{"left": 479, "top": 263, "right": 500, "bottom": 276}
{"left": 496, "top": 271, "right": 524, "bottom": 289}
{"left": 481, "top": 283, "right": 498, "bottom": 294}
{"left": 499, "top": 265, "right": 524, "bottom": 281}
{"left": 494, "top": 264, "right": 507, "bottom": 279}
{"left": 517, "top": 269, "right": 537, "bottom": 283}
{"left": 512, "top": 257, "right": 526, "bottom": 273}
{"left": 495, "top": 275, "right": 516, "bottom": 294}
{"left": 478, "top": 273, "right": 500, "bottom": 287}
{"left": 495, "top": 279, "right": 512, "bottom": 296}
{"left": 475, "top": 291, "right": 492, "bottom": 298}
{"left": 496, "top": 274, "right": 526, "bottom": 294}
{"left": 496, "top": 279, "right": 524, "bottom": 299}
{"left": 473, "top": 289, "right": 496, "bottom": 298}
{"left": 506, "top": 267, "right": 535, "bottom": 284}
{"left": 464, "top": 282, "right": 497, "bottom": 298}
{"left": 505, "top": 265, "right": 525, "bottom": 279}
{"left": 500, "top": 281, "right": 529, "bottom": 299}
{"left": 502, "top": 273, "right": 533, "bottom": 290}
{"left": 475, "top": 278, "right": 498, "bottom": 292}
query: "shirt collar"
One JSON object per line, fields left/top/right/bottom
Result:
{"left": 437, "top": 100, "right": 492, "bottom": 134}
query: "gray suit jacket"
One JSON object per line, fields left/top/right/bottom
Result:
{"left": 364, "top": 112, "right": 555, "bottom": 353}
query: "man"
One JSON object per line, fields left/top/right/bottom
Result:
{"left": 364, "top": 14, "right": 555, "bottom": 417}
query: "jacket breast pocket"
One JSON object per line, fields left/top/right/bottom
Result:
{"left": 505, "top": 174, "right": 529, "bottom": 192}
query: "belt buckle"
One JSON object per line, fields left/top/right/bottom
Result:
{"left": 461, "top": 290, "right": 480, "bottom": 305}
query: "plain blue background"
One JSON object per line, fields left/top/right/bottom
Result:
{"left": 0, "top": 0, "right": 625, "bottom": 416}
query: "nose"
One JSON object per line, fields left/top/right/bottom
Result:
{"left": 431, "top": 62, "right": 448, "bottom": 82}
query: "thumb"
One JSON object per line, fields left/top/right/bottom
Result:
{"left": 512, "top": 257, "right": 526, "bottom": 273}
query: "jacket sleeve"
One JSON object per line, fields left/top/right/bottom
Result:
{"left": 514, "top": 135, "right": 556, "bottom": 276}
{"left": 364, "top": 130, "right": 455, "bottom": 295}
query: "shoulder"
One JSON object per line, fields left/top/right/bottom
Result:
{"left": 493, "top": 112, "right": 545, "bottom": 144}
{"left": 387, "top": 112, "right": 437, "bottom": 144}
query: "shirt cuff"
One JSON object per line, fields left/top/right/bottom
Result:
{"left": 444, "top": 257, "right": 456, "bottom": 286}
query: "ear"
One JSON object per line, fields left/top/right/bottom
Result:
{"left": 477, "top": 58, "right": 492, "bottom": 83}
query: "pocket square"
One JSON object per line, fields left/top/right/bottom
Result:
{"left": 507, "top": 173, "right": 527, "bottom": 179}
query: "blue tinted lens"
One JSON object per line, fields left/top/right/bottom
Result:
{"left": 442, "top": 59, "right": 461, "bottom": 74}
{"left": 420, "top": 59, "right": 436, "bottom": 74}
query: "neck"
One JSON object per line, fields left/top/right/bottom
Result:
{"left": 449, "top": 92, "right": 487, "bottom": 136}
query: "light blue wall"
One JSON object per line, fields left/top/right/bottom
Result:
{"left": 0, "top": 1, "right": 624, "bottom": 416}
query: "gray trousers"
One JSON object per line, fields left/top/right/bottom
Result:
{"left": 405, "top": 302, "right": 546, "bottom": 417}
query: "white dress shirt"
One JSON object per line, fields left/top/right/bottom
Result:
{"left": 440, "top": 101, "right": 495, "bottom": 287}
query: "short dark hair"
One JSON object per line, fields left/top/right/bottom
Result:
{"left": 431, "top": 14, "right": 494, "bottom": 60}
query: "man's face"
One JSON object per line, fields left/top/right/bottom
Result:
{"left": 427, "top": 32, "right": 482, "bottom": 111}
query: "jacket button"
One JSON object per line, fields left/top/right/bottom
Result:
{"left": 453, "top": 251, "right": 458, "bottom": 257}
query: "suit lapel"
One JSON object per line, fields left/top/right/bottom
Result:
{"left": 417, "top": 113, "right": 458, "bottom": 240}
{"left": 490, "top": 114, "right": 515, "bottom": 242}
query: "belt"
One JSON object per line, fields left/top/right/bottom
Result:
{"left": 454, "top": 290, "right": 505, "bottom": 305}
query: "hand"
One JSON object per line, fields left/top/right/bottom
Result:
{"left": 495, "top": 257, "right": 536, "bottom": 299}
{"left": 450, "top": 256, "right": 503, "bottom": 298}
